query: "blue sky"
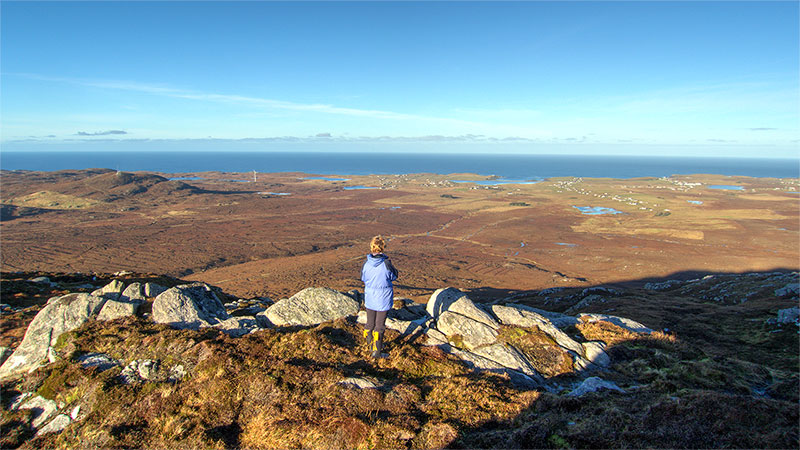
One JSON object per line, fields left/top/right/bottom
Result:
{"left": 1, "top": 1, "right": 798, "bottom": 157}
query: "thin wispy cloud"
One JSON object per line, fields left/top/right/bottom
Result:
{"left": 76, "top": 130, "right": 128, "bottom": 136}
{"left": 12, "top": 73, "right": 503, "bottom": 130}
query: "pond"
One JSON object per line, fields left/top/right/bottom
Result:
{"left": 572, "top": 206, "right": 623, "bottom": 215}
{"left": 343, "top": 186, "right": 380, "bottom": 190}
{"left": 708, "top": 185, "right": 744, "bottom": 191}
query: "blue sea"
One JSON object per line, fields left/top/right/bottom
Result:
{"left": 1, "top": 151, "right": 798, "bottom": 179}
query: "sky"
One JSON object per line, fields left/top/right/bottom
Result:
{"left": 1, "top": 1, "right": 798, "bottom": 157}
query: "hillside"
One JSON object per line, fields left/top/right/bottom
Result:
{"left": 1, "top": 270, "right": 797, "bottom": 449}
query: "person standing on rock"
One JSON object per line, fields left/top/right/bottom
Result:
{"left": 361, "top": 235, "right": 398, "bottom": 358}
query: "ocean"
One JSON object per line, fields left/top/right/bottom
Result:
{"left": 1, "top": 151, "right": 798, "bottom": 179}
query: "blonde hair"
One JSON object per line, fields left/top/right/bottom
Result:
{"left": 370, "top": 236, "right": 386, "bottom": 254}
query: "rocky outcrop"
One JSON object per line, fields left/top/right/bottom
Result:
{"left": 10, "top": 394, "right": 60, "bottom": 429}
{"left": 120, "top": 359, "right": 160, "bottom": 384}
{"left": 0, "top": 293, "right": 107, "bottom": 379}
{"left": 92, "top": 280, "right": 125, "bottom": 300}
{"left": 152, "top": 283, "right": 230, "bottom": 329}
{"left": 77, "top": 353, "right": 121, "bottom": 371}
{"left": 260, "top": 287, "right": 359, "bottom": 327}
{"left": 577, "top": 313, "right": 653, "bottom": 334}
{"left": 427, "top": 287, "right": 498, "bottom": 328}
{"left": 97, "top": 282, "right": 147, "bottom": 320}
{"left": 215, "top": 316, "right": 259, "bottom": 337}
{"left": 36, "top": 414, "right": 72, "bottom": 436}
{"left": 568, "top": 376, "right": 625, "bottom": 396}
{"left": 491, "top": 304, "right": 583, "bottom": 354}
{"left": 436, "top": 311, "right": 498, "bottom": 350}
{"left": 775, "top": 283, "right": 799, "bottom": 298}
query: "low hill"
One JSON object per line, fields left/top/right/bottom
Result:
{"left": 0, "top": 270, "right": 797, "bottom": 449}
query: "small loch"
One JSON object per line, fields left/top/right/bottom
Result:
{"left": 344, "top": 186, "right": 380, "bottom": 190}
{"left": 573, "top": 206, "right": 623, "bottom": 215}
{"left": 708, "top": 185, "right": 744, "bottom": 191}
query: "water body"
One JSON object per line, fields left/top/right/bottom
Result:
{"left": 687, "top": 200, "right": 703, "bottom": 205}
{"left": 260, "top": 192, "right": 291, "bottom": 196}
{"left": 2, "top": 152, "right": 798, "bottom": 179}
{"left": 556, "top": 242, "right": 578, "bottom": 247}
{"left": 573, "top": 206, "right": 623, "bottom": 215}
{"left": 708, "top": 185, "right": 745, "bottom": 191}
{"left": 343, "top": 186, "right": 380, "bottom": 190}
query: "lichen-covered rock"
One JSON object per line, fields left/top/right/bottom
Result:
{"left": 776, "top": 306, "right": 799, "bottom": 324}
{"left": 144, "top": 282, "right": 167, "bottom": 298}
{"left": 491, "top": 304, "right": 584, "bottom": 354}
{"left": 0, "top": 293, "right": 107, "bottom": 380}
{"left": 91, "top": 280, "right": 125, "bottom": 301}
{"left": 565, "top": 294, "right": 608, "bottom": 314}
{"left": 152, "top": 283, "right": 229, "bottom": 329}
{"left": 444, "top": 345, "right": 541, "bottom": 388}
{"left": 568, "top": 376, "right": 625, "bottom": 396}
{"left": 578, "top": 313, "right": 653, "bottom": 334}
{"left": 36, "top": 414, "right": 71, "bottom": 435}
{"left": 120, "top": 359, "right": 160, "bottom": 384}
{"left": 338, "top": 376, "right": 380, "bottom": 389}
{"left": 262, "top": 287, "right": 359, "bottom": 327}
{"left": 471, "top": 343, "right": 542, "bottom": 379}
{"left": 97, "top": 283, "right": 146, "bottom": 321}
{"left": 775, "top": 283, "right": 799, "bottom": 298}
{"left": 214, "top": 316, "right": 260, "bottom": 337}
{"left": 581, "top": 341, "right": 611, "bottom": 368}
{"left": 436, "top": 311, "right": 498, "bottom": 350}
{"left": 13, "top": 395, "right": 59, "bottom": 428}
{"left": 426, "top": 288, "right": 498, "bottom": 329}
{"left": 77, "top": 353, "right": 120, "bottom": 371}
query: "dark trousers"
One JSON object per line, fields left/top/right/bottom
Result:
{"left": 365, "top": 308, "right": 388, "bottom": 334}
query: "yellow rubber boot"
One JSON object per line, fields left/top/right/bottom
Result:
{"left": 362, "top": 329, "right": 371, "bottom": 347}
{"left": 371, "top": 331, "right": 384, "bottom": 359}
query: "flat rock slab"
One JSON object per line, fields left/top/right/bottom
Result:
{"left": 262, "top": 287, "right": 359, "bottom": 327}
{"left": 491, "top": 304, "right": 584, "bottom": 355}
{"left": 471, "top": 343, "right": 542, "bottom": 380}
{"left": 502, "top": 303, "right": 580, "bottom": 328}
{"left": 436, "top": 311, "right": 498, "bottom": 350}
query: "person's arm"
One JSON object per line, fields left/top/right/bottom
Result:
{"left": 385, "top": 258, "right": 398, "bottom": 281}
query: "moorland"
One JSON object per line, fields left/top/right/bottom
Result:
{"left": 0, "top": 168, "right": 798, "bottom": 449}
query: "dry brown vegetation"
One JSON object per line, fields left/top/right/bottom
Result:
{"left": 1, "top": 270, "right": 798, "bottom": 449}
